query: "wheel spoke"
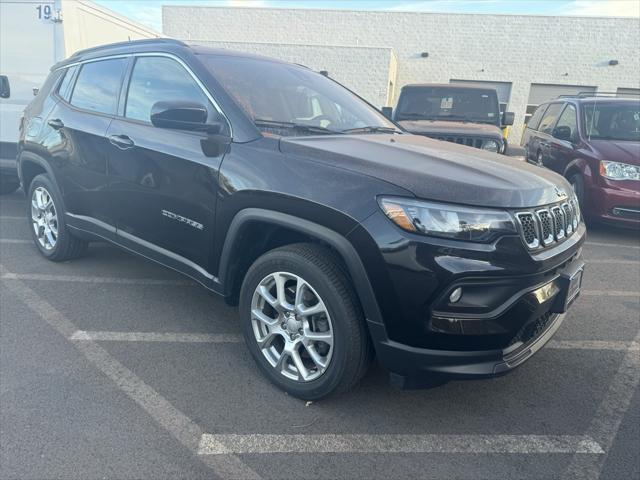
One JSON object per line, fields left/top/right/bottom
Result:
{"left": 256, "top": 329, "right": 279, "bottom": 349}
{"left": 304, "top": 343, "right": 328, "bottom": 370}
{"left": 296, "top": 302, "right": 324, "bottom": 318}
{"left": 252, "top": 308, "right": 278, "bottom": 327}
{"left": 274, "top": 273, "right": 293, "bottom": 311}
{"left": 290, "top": 347, "right": 310, "bottom": 381}
{"left": 257, "top": 285, "right": 278, "bottom": 309}
{"left": 274, "top": 350, "right": 290, "bottom": 373}
{"left": 305, "top": 329, "right": 333, "bottom": 346}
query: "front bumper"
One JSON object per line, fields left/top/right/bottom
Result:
{"left": 587, "top": 181, "right": 640, "bottom": 227}
{"left": 367, "top": 254, "right": 584, "bottom": 381}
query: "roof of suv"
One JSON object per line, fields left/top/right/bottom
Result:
{"left": 53, "top": 38, "right": 290, "bottom": 70}
{"left": 402, "top": 83, "right": 496, "bottom": 92}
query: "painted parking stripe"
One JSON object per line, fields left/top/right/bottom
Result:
{"left": 548, "top": 340, "right": 639, "bottom": 351}
{"left": 585, "top": 241, "right": 640, "bottom": 250}
{"left": 0, "top": 238, "right": 31, "bottom": 244}
{"left": 0, "top": 264, "right": 260, "bottom": 480}
{"left": 581, "top": 290, "right": 639, "bottom": 297}
{"left": 562, "top": 331, "right": 640, "bottom": 479}
{"left": 198, "top": 433, "right": 604, "bottom": 455}
{"left": 587, "top": 259, "right": 640, "bottom": 265}
{"left": 0, "top": 216, "right": 24, "bottom": 220}
{"left": 70, "top": 330, "right": 243, "bottom": 343}
{"left": 1, "top": 272, "right": 194, "bottom": 286}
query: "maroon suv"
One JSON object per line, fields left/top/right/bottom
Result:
{"left": 522, "top": 95, "right": 640, "bottom": 227}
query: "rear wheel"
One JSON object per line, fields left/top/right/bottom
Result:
{"left": 239, "top": 244, "right": 373, "bottom": 399}
{"left": 28, "top": 174, "right": 88, "bottom": 261}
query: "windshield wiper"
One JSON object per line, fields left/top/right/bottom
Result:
{"left": 254, "top": 119, "right": 343, "bottom": 135}
{"left": 341, "top": 126, "right": 401, "bottom": 134}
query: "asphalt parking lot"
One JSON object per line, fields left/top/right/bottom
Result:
{"left": 1, "top": 188, "right": 638, "bottom": 480}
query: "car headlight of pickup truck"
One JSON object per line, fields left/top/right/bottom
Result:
{"left": 379, "top": 197, "right": 517, "bottom": 242}
{"left": 599, "top": 161, "right": 640, "bottom": 181}
{"left": 481, "top": 139, "right": 500, "bottom": 153}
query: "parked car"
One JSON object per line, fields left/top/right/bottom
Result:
{"left": 522, "top": 94, "right": 640, "bottom": 227}
{"left": 19, "top": 39, "right": 585, "bottom": 399}
{"left": 382, "top": 84, "right": 515, "bottom": 154}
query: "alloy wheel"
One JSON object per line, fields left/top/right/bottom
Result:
{"left": 31, "top": 186, "right": 58, "bottom": 250}
{"left": 250, "top": 271, "right": 334, "bottom": 382}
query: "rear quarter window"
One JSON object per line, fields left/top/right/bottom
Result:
{"left": 56, "top": 65, "right": 78, "bottom": 101}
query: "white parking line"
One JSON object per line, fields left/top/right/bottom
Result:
{"left": 587, "top": 259, "right": 640, "bottom": 265}
{"left": 562, "top": 331, "right": 640, "bottom": 479}
{"left": 585, "top": 241, "right": 640, "bottom": 250}
{"left": 0, "top": 264, "right": 260, "bottom": 480}
{"left": 1, "top": 272, "right": 194, "bottom": 286}
{"left": 0, "top": 238, "right": 30, "bottom": 244}
{"left": 70, "top": 330, "right": 243, "bottom": 343}
{"left": 0, "top": 216, "right": 24, "bottom": 220}
{"left": 198, "top": 433, "right": 604, "bottom": 455}
{"left": 548, "top": 340, "right": 639, "bottom": 351}
{"left": 581, "top": 290, "right": 639, "bottom": 297}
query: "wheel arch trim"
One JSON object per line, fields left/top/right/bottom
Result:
{"left": 219, "top": 208, "right": 384, "bottom": 325}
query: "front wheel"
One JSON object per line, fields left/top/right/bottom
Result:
{"left": 239, "top": 244, "right": 373, "bottom": 400}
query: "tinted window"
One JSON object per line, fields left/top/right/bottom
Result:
{"left": 396, "top": 87, "right": 500, "bottom": 124}
{"left": 202, "top": 55, "right": 397, "bottom": 136}
{"left": 555, "top": 104, "right": 578, "bottom": 141}
{"left": 70, "top": 58, "right": 127, "bottom": 115}
{"left": 538, "top": 103, "right": 564, "bottom": 134}
{"left": 125, "top": 57, "right": 211, "bottom": 123}
{"left": 57, "top": 65, "right": 77, "bottom": 101}
{"left": 526, "top": 104, "right": 547, "bottom": 130}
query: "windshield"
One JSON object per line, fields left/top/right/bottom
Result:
{"left": 583, "top": 101, "right": 640, "bottom": 142}
{"left": 395, "top": 87, "right": 500, "bottom": 124}
{"left": 202, "top": 55, "right": 399, "bottom": 136}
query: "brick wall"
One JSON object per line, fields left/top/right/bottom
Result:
{"left": 164, "top": 7, "right": 640, "bottom": 142}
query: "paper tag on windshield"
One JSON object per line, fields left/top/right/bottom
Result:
{"left": 440, "top": 97, "right": 453, "bottom": 109}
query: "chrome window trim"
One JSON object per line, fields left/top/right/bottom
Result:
{"left": 55, "top": 52, "right": 233, "bottom": 137}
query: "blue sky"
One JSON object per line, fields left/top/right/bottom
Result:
{"left": 94, "top": 0, "right": 640, "bottom": 32}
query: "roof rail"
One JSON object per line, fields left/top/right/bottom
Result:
{"left": 69, "top": 38, "right": 188, "bottom": 59}
{"left": 557, "top": 91, "right": 640, "bottom": 99}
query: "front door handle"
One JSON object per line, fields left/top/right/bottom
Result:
{"left": 47, "top": 118, "right": 64, "bottom": 130}
{"left": 109, "top": 134, "right": 135, "bottom": 150}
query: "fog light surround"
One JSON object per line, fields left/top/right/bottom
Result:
{"left": 449, "top": 287, "right": 463, "bottom": 303}
{"left": 531, "top": 282, "right": 560, "bottom": 305}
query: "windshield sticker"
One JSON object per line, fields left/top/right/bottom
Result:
{"left": 440, "top": 97, "right": 453, "bottom": 109}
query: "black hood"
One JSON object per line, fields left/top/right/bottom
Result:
{"left": 280, "top": 134, "right": 573, "bottom": 209}
{"left": 398, "top": 120, "right": 503, "bottom": 139}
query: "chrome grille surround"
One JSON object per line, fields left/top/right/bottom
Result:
{"left": 515, "top": 200, "right": 580, "bottom": 250}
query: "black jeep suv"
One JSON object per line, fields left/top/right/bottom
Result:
{"left": 18, "top": 39, "right": 585, "bottom": 399}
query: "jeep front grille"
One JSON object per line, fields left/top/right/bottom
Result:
{"left": 515, "top": 201, "right": 579, "bottom": 250}
{"left": 423, "top": 134, "right": 484, "bottom": 149}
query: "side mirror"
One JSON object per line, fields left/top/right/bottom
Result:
{"left": 553, "top": 125, "right": 572, "bottom": 141}
{"left": 150, "top": 101, "right": 221, "bottom": 133}
{"left": 502, "top": 111, "right": 514, "bottom": 126}
{"left": 381, "top": 106, "right": 393, "bottom": 120}
{"left": 0, "top": 75, "right": 10, "bottom": 99}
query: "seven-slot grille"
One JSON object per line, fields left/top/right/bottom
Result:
{"left": 423, "top": 134, "right": 485, "bottom": 149}
{"left": 515, "top": 200, "right": 580, "bottom": 250}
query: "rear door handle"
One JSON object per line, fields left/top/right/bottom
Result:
{"left": 109, "top": 134, "right": 135, "bottom": 150}
{"left": 47, "top": 118, "right": 64, "bottom": 130}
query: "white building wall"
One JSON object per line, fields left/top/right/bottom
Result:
{"left": 164, "top": 6, "right": 640, "bottom": 142}
{"left": 194, "top": 41, "right": 394, "bottom": 108}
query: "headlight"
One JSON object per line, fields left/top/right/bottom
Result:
{"left": 599, "top": 161, "right": 640, "bottom": 180}
{"left": 379, "top": 197, "right": 517, "bottom": 242}
{"left": 481, "top": 139, "right": 500, "bottom": 152}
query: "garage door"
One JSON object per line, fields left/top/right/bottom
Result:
{"left": 527, "top": 84, "right": 596, "bottom": 105}
{"left": 617, "top": 87, "right": 640, "bottom": 97}
{"left": 450, "top": 79, "right": 512, "bottom": 113}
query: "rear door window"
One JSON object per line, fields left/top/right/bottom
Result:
{"left": 70, "top": 58, "right": 127, "bottom": 115}
{"left": 537, "top": 103, "right": 564, "bottom": 135}
{"left": 57, "top": 65, "right": 77, "bottom": 101}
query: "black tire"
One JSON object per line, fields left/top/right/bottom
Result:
{"left": 0, "top": 180, "right": 20, "bottom": 195}
{"left": 27, "top": 173, "right": 88, "bottom": 261}
{"left": 239, "top": 243, "right": 373, "bottom": 400}
{"left": 569, "top": 173, "right": 585, "bottom": 211}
